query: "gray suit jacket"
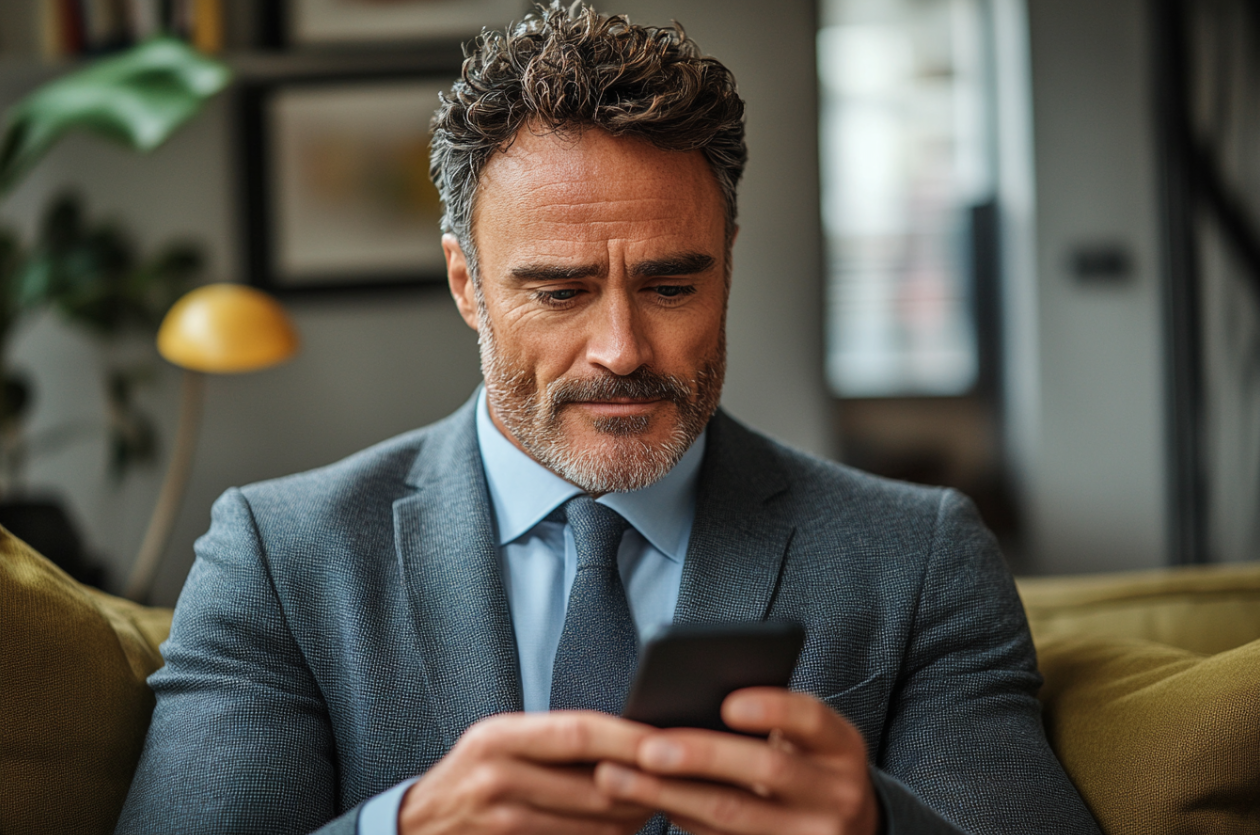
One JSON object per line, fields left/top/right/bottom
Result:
{"left": 117, "top": 395, "right": 1100, "bottom": 835}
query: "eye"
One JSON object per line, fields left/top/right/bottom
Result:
{"left": 534, "top": 288, "right": 582, "bottom": 307}
{"left": 653, "top": 284, "right": 696, "bottom": 299}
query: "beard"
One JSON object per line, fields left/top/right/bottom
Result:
{"left": 477, "top": 303, "right": 725, "bottom": 494}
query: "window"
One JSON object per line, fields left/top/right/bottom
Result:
{"left": 819, "top": 0, "right": 994, "bottom": 397}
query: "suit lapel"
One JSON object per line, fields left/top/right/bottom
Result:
{"left": 666, "top": 414, "right": 793, "bottom": 835}
{"left": 394, "top": 397, "right": 523, "bottom": 748}
{"left": 390, "top": 403, "right": 791, "bottom": 748}
{"left": 673, "top": 411, "right": 794, "bottom": 626}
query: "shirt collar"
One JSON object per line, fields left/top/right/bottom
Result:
{"left": 475, "top": 387, "right": 705, "bottom": 562}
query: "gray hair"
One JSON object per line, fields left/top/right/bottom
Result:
{"left": 429, "top": 1, "right": 747, "bottom": 280}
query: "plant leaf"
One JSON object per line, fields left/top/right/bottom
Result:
{"left": 0, "top": 38, "right": 232, "bottom": 194}
{"left": 1, "top": 372, "right": 31, "bottom": 426}
{"left": 106, "top": 364, "right": 159, "bottom": 479}
{"left": 0, "top": 226, "right": 21, "bottom": 337}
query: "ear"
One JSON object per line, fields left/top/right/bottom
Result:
{"left": 444, "top": 234, "right": 479, "bottom": 331}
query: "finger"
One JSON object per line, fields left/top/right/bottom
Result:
{"left": 471, "top": 802, "right": 651, "bottom": 835}
{"left": 629, "top": 727, "right": 823, "bottom": 801}
{"left": 767, "top": 728, "right": 799, "bottom": 755}
{"left": 668, "top": 813, "right": 774, "bottom": 835}
{"left": 723, "top": 688, "right": 866, "bottom": 755}
{"left": 459, "top": 711, "right": 653, "bottom": 765}
{"left": 665, "top": 809, "right": 864, "bottom": 835}
{"left": 595, "top": 763, "right": 805, "bottom": 835}
{"left": 466, "top": 759, "right": 654, "bottom": 820}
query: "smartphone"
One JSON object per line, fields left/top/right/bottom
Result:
{"left": 621, "top": 621, "right": 806, "bottom": 733}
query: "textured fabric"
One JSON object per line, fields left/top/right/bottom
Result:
{"left": 117, "top": 393, "right": 1100, "bottom": 835}
{"left": 1037, "top": 635, "right": 1260, "bottom": 835}
{"left": 549, "top": 497, "right": 637, "bottom": 714}
{"left": 356, "top": 394, "right": 700, "bottom": 835}
{"left": 1018, "top": 562, "right": 1260, "bottom": 655}
{"left": 0, "top": 524, "right": 172, "bottom": 835}
{"left": 356, "top": 777, "right": 418, "bottom": 834}
{"left": 475, "top": 387, "right": 698, "bottom": 712}
{"left": 1018, "top": 562, "right": 1260, "bottom": 835}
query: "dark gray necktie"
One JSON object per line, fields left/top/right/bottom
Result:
{"left": 549, "top": 495, "right": 637, "bottom": 714}
{"left": 549, "top": 496, "right": 670, "bottom": 835}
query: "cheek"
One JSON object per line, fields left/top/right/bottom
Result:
{"left": 493, "top": 317, "right": 585, "bottom": 381}
{"left": 656, "top": 309, "right": 725, "bottom": 363}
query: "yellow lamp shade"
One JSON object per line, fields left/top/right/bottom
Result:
{"left": 157, "top": 283, "right": 299, "bottom": 373}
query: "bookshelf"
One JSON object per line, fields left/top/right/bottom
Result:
{"left": 0, "top": 1, "right": 475, "bottom": 83}
{"left": 0, "top": 1, "right": 239, "bottom": 60}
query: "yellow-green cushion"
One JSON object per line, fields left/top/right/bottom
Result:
{"left": 1038, "top": 634, "right": 1260, "bottom": 835}
{"left": 0, "top": 525, "right": 173, "bottom": 835}
{"left": 1019, "top": 563, "right": 1260, "bottom": 655}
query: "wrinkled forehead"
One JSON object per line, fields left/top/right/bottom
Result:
{"left": 469, "top": 127, "right": 726, "bottom": 257}
{"left": 484, "top": 129, "right": 715, "bottom": 204}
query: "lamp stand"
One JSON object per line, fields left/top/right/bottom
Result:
{"left": 124, "top": 369, "right": 204, "bottom": 603}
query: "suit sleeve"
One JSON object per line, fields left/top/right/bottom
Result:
{"left": 116, "top": 488, "right": 360, "bottom": 835}
{"left": 871, "top": 489, "right": 1100, "bottom": 835}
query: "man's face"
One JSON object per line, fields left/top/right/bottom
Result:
{"left": 444, "top": 127, "right": 730, "bottom": 493}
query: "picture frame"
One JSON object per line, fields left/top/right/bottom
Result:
{"left": 238, "top": 62, "right": 463, "bottom": 295}
{"left": 286, "top": 0, "right": 527, "bottom": 47}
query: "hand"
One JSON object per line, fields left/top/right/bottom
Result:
{"left": 593, "top": 688, "right": 880, "bottom": 835}
{"left": 399, "top": 710, "right": 657, "bottom": 835}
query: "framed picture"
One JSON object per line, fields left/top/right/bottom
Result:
{"left": 239, "top": 67, "right": 461, "bottom": 294}
{"left": 287, "top": 0, "right": 527, "bottom": 46}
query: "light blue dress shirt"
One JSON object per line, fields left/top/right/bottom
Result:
{"left": 358, "top": 388, "right": 704, "bottom": 833}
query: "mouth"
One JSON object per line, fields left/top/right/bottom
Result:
{"left": 571, "top": 398, "right": 666, "bottom": 418}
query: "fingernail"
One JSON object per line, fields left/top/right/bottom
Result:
{"left": 599, "top": 762, "right": 635, "bottom": 794}
{"left": 641, "top": 739, "right": 683, "bottom": 769}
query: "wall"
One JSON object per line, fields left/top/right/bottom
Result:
{"left": 615, "top": 0, "right": 829, "bottom": 462}
{"left": 0, "top": 0, "right": 829, "bottom": 605}
{"left": 1023, "top": 0, "right": 1169, "bottom": 572}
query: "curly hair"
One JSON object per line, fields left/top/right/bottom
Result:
{"left": 429, "top": 2, "right": 747, "bottom": 278}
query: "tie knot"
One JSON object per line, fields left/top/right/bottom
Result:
{"left": 564, "top": 495, "right": 630, "bottom": 569}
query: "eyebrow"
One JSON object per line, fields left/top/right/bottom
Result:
{"left": 508, "top": 251, "right": 716, "bottom": 283}
{"left": 510, "top": 263, "right": 603, "bottom": 281}
{"left": 630, "top": 252, "right": 716, "bottom": 278}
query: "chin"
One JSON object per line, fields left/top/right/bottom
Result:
{"left": 543, "top": 414, "right": 694, "bottom": 493}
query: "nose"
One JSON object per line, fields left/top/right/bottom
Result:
{"left": 584, "top": 287, "right": 652, "bottom": 376}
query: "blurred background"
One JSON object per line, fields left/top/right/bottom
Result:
{"left": 0, "top": 0, "right": 1255, "bottom": 606}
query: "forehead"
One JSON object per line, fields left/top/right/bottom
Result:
{"left": 472, "top": 127, "right": 725, "bottom": 250}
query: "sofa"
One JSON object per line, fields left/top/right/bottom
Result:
{"left": 3, "top": 524, "right": 1258, "bottom": 834}
{"left": 1016, "top": 563, "right": 1260, "bottom": 834}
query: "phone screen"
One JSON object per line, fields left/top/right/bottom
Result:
{"left": 621, "top": 621, "right": 805, "bottom": 733}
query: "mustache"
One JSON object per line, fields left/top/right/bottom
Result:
{"left": 546, "top": 368, "right": 694, "bottom": 410}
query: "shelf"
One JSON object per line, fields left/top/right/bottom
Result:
{"left": 0, "top": 41, "right": 468, "bottom": 91}
{"left": 224, "top": 43, "right": 466, "bottom": 82}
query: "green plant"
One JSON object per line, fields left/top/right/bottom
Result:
{"left": 0, "top": 38, "right": 231, "bottom": 192}
{"left": 0, "top": 38, "right": 230, "bottom": 492}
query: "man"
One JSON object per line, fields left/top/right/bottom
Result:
{"left": 118, "top": 5, "right": 1100, "bottom": 835}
